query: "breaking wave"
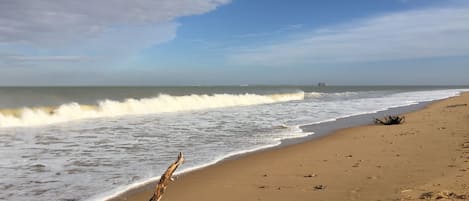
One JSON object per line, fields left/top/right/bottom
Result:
{"left": 0, "top": 92, "right": 304, "bottom": 128}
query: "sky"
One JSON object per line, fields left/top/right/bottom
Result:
{"left": 0, "top": 0, "right": 468, "bottom": 86}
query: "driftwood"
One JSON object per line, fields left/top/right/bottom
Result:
{"left": 446, "top": 103, "right": 467, "bottom": 108}
{"left": 374, "top": 115, "right": 405, "bottom": 125}
{"left": 419, "top": 191, "right": 467, "bottom": 200}
{"left": 149, "top": 152, "right": 184, "bottom": 201}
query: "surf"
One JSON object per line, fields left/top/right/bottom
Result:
{"left": 0, "top": 92, "right": 304, "bottom": 128}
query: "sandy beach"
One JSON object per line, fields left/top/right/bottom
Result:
{"left": 112, "top": 92, "right": 469, "bottom": 201}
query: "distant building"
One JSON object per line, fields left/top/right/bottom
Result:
{"left": 317, "top": 82, "right": 326, "bottom": 87}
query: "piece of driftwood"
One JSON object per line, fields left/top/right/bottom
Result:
{"left": 374, "top": 115, "right": 405, "bottom": 125}
{"left": 149, "top": 152, "right": 184, "bottom": 201}
{"left": 446, "top": 103, "right": 467, "bottom": 108}
{"left": 419, "top": 191, "right": 467, "bottom": 200}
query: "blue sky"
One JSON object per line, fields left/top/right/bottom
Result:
{"left": 0, "top": 0, "right": 468, "bottom": 85}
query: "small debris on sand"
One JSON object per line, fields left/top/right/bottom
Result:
{"left": 313, "top": 185, "right": 326, "bottom": 190}
{"left": 401, "top": 189, "right": 412, "bottom": 193}
{"left": 419, "top": 192, "right": 433, "bottom": 199}
{"left": 304, "top": 174, "right": 317, "bottom": 178}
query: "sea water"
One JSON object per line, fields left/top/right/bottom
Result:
{"left": 0, "top": 86, "right": 467, "bottom": 201}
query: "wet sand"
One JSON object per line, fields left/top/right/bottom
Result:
{"left": 112, "top": 92, "right": 469, "bottom": 201}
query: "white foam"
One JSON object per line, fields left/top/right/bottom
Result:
{"left": 305, "top": 91, "right": 359, "bottom": 99}
{"left": 305, "top": 92, "right": 323, "bottom": 98}
{"left": 88, "top": 124, "right": 312, "bottom": 201}
{"left": 0, "top": 92, "right": 304, "bottom": 128}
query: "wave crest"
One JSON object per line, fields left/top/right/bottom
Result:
{"left": 0, "top": 92, "right": 304, "bottom": 128}
{"left": 305, "top": 91, "right": 359, "bottom": 99}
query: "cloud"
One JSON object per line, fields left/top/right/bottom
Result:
{"left": 233, "top": 24, "right": 304, "bottom": 39}
{"left": 0, "top": 0, "right": 230, "bottom": 45}
{"left": 0, "top": 0, "right": 230, "bottom": 70}
{"left": 2, "top": 55, "right": 87, "bottom": 62}
{"left": 229, "top": 6, "right": 469, "bottom": 66}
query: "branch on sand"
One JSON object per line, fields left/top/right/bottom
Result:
{"left": 374, "top": 115, "right": 405, "bottom": 125}
{"left": 149, "top": 152, "right": 184, "bottom": 201}
{"left": 446, "top": 103, "right": 467, "bottom": 108}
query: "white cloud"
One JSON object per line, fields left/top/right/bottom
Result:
{"left": 0, "top": 0, "right": 230, "bottom": 68}
{"left": 229, "top": 6, "right": 469, "bottom": 66}
{"left": 0, "top": 0, "right": 230, "bottom": 45}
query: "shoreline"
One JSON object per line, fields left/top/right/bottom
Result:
{"left": 108, "top": 92, "right": 469, "bottom": 201}
{"left": 101, "top": 101, "right": 430, "bottom": 201}
{"left": 210, "top": 99, "right": 432, "bottom": 163}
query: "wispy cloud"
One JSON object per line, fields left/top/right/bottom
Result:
{"left": 229, "top": 6, "right": 469, "bottom": 66}
{"left": 0, "top": 54, "right": 91, "bottom": 70}
{"left": 3, "top": 55, "right": 87, "bottom": 62}
{"left": 233, "top": 24, "right": 304, "bottom": 39}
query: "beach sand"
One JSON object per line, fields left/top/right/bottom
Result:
{"left": 112, "top": 92, "right": 469, "bottom": 201}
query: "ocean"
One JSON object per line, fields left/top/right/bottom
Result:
{"left": 0, "top": 86, "right": 467, "bottom": 201}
